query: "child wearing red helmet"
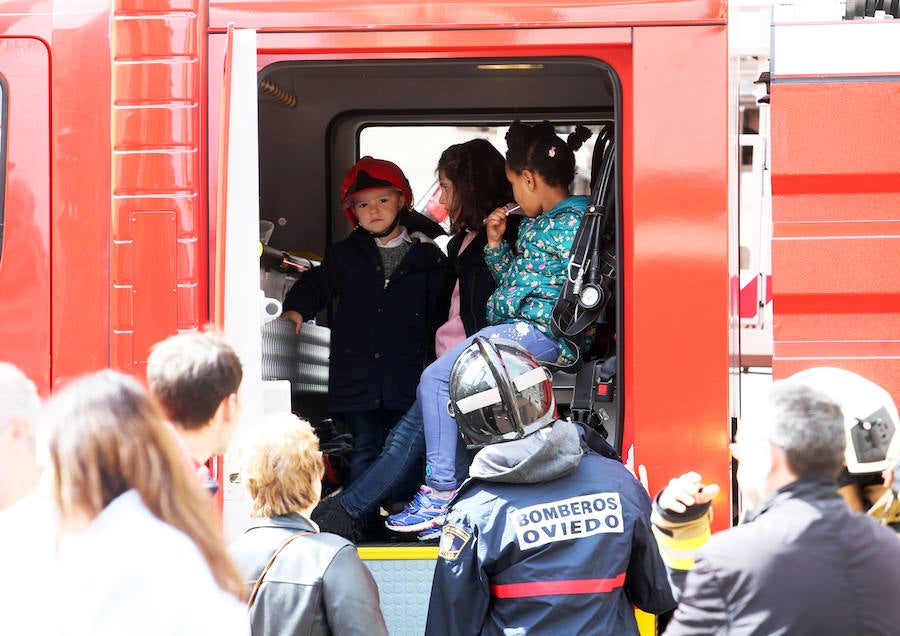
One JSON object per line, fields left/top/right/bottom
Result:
{"left": 282, "top": 157, "right": 446, "bottom": 496}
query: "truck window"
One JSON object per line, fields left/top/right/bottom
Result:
{"left": 358, "top": 124, "right": 598, "bottom": 232}
{"left": 255, "top": 57, "right": 622, "bottom": 446}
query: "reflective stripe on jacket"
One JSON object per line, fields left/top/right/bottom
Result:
{"left": 426, "top": 421, "right": 675, "bottom": 635}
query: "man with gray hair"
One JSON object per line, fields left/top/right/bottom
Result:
{"left": 0, "top": 362, "right": 56, "bottom": 634}
{"left": 0, "top": 362, "right": 43, "bottom": 510}
{"left": 652, "top": 368, "right": 900, "bottom": 635}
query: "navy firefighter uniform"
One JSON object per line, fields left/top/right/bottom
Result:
{"left": 425, "top": 419, "right": 676, "bottom": 635}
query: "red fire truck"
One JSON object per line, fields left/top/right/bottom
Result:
{"left": 0, "top": 0, "right": 896, "bottom": 631}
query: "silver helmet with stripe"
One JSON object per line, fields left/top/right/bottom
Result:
{"left": 448, "top": 337, "right": 556, "bottom": 448}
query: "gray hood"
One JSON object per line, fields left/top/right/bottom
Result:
{"left": 469, "top": 419, "right": 583, "bottom": 484}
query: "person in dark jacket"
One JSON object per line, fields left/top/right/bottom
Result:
{"left": 281, "top": 156, "right": 446, "bottom": 492}
{"left": 425, "top": 338, "right": 675, "bottom": 635}
{"left": 312, "top": 139, "right": 520, "bottom": 541}
{"left": 430, "top": 140, "right": 522, "bottom": 345}
{"left": 387, "top": 122, "right": 596, "bottom": 537}
{"left": 653, "top": 368, "right": 900, "bottom": 636}
{"left": 229, "top": 412, "right": 388, "bottom": 636}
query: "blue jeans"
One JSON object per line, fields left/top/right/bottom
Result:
{"left": 340, "top": 408, "right": 406, "bottom": 490}
{"left": 339, "top": 402, "right": 426, "bottom": 518}
{"left": 420, "top": 322, "right": 560, "bottom": 491}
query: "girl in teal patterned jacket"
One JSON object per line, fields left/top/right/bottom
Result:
{"left": 386, "top": 120, "right": 594, "bottom": 536}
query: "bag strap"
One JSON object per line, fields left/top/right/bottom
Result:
{"left": 545, "top": 125, "right": 617, "bottom": 373}
{"left": 246, "top": 531, "right": 313, "bottom": 609}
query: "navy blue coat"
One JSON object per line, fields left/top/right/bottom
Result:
{"left": 426, "top": 424, "right": 675, "bottom": 635}
{"left": 283, "top": 228, "right": 446, "bottom": 413}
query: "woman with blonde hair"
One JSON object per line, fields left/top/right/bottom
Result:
{"left": 229, "top": 412, "right": 387, "bottom": 636}
{"left": 45, "top": 370, "right": 248, "bottom": 636}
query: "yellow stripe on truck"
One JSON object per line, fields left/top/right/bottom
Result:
{"left": 360, "top": 546, "right": 661, "bottom": 635}
{"left": 357, "top": 546, "right": 440, "bottom": 560}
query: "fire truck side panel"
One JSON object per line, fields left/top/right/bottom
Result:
{"left": 630, "top": 24, "right": 732, "bottom": 530}
{"left": 110, "top": 0, "right": 211, "bottom": 376}
{"left": 0, "top": 37, "right": 50, "bottom": 393}
{"left": 771, "top": 21, "right": 900, "bottom": 399}
{"left": 208, "top": 0, "right": 727, "bottom": 31}
{"left": 51, "top": 2, "right": 114, "bottom": 388}
{"left": 0, "top": 2, "right": 113, "bottom": 392}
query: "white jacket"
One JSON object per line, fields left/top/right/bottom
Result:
{"left": 0, "top": 493, "right": 59, "bottom": 635}
{"left": 52, "top": 490, "right": 248, "bottom": 636}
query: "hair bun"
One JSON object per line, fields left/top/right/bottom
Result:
{"left": 566, "top": 125, "right": 593, "bottom": 152}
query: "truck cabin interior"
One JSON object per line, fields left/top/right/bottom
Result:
{"left": 255, "top": 56, "right": 623, "bottom": 451}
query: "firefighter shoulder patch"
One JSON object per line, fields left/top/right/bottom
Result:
{"left": 438, "top": 524, "right": 472, "bottom": 560}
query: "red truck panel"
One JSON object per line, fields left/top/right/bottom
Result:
{"left": 0, "top": 37, "right": 50, "bottom": 392}
{"left": 771, "top": 80, "right": 900, "bottom": 400}
{"left": 110, "top": 0, "right": 210, "bottom": 375}
{"left": 209, "top": 0, "right": 727, "bottom": 31}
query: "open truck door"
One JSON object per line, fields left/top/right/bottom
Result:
{"left": 212, "top": 25, "right": 267, "bottom": 536}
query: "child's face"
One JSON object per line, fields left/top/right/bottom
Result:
{"left": 351, "top": 187, "right": 404, "bottom": 234}
{"left": 437, "top": 170, "right": 459, "bottom": 221}
{"left": 505, "top": 165, "right": 540, "bottom": 217}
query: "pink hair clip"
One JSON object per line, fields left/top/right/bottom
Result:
{"left": 548, "top": 145, "right": 556, "bottom": 158}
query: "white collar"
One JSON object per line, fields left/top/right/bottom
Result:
{"left": 375, "top": 227, "right": 411, "bottom": 249}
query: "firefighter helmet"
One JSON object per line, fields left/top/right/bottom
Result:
{"left": 448, "top": 337, "right": 556, "bottom": 448}
{"left": 788, "top": 367, "right": 899, "bottom": 474}
{"left": 340, "top": 156, "right": 413, "bottom": 225}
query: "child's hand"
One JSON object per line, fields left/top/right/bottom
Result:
{"left": 282, "top": 310, "right": 304, "bottom": 335}
{"left": 485, "top": 206, "right": 508, "bottom": 247}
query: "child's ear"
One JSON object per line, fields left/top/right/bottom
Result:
{"left": 522, "top": 169, "right": 537, "bottom": 191}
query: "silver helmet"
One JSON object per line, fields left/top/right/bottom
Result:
{"left": 449, "top": 337, "right": 556, "bottom": 448}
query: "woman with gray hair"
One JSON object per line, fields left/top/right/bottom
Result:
{"left": 229, "top": 413, "right": 387, "bottom": 636}
{"left": 0, "top": 362, "right": 55, "bottom": 636}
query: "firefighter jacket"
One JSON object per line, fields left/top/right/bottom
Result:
{"left": 653, "top": 477, "right": 900, "bottom": 636}
{"left": 282, "top": 227, "right": 445, "bottom": 413}
{"left": 425, "top": 420, "right": 676, "bottom": 635}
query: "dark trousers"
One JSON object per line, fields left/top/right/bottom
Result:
{"left": 340, "top": 408, "right": 421, "bottom": 507}
{"left": 340, "top": 400, "right": 427, "bottom": 517}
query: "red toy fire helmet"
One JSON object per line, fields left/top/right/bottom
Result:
{"left": 340, "top": 156, "right": 413, "bottom": 226}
